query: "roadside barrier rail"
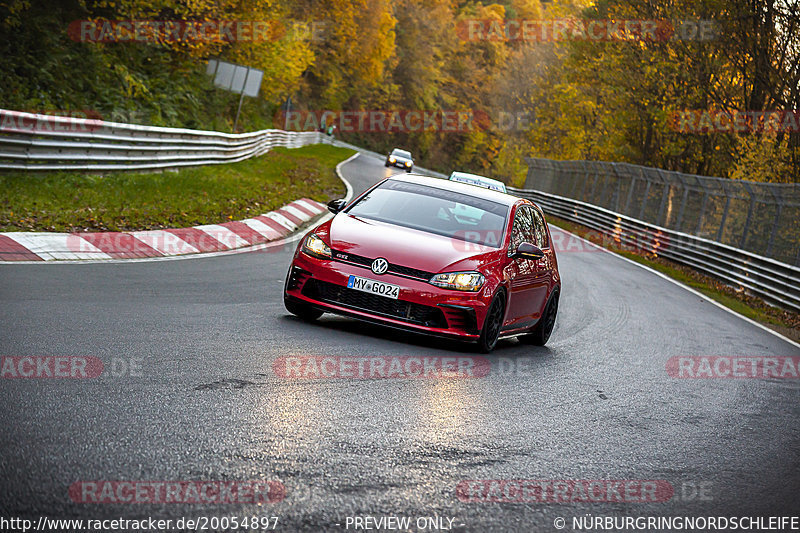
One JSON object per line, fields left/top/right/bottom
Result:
{"left": 0, "top": 109, "right": 326, "bottom": 172}
{"left": 510, "top": 186, "right": 800, "bottom": 313}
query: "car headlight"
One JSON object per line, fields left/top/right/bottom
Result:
{"left": 302, "top": 233, "right": 331, "bottom": 259}
{"left": 429, "top": 271, "right": 485, "bottom": 291}
{"left": 405, "top": 161, "right": 411, "bottom": 166}
{"left": 389, "top": 157, "right": 396, "bottom": 163}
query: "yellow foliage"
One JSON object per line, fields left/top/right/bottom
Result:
{"left": 730, "top": 133, "right": 795, "bottom": 184}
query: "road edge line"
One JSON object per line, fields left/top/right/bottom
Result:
{"left": 549, "top": 224, "right": 800, "bottom": 351}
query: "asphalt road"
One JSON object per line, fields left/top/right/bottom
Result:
{"left": 1, "top": 152, "right": 799, "bottom": 532}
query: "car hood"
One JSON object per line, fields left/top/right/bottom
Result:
{"left": 389, "top": 155, "right": 412, "bottom": 163}
{"left": 323, "top": 214, "right": 499, "bottom": 273}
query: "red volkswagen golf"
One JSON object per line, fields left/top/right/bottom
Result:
{"left": 283, "top": 174, "right": 560, "bottom": 352}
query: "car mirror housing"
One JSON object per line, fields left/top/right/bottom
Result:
{"left": 327, "top": 199, "right": 347, "bottom": 214}
{"left": 513, "top": 242, "right": 544, "bottom": 260}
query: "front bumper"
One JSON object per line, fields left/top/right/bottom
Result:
{"left": 387, "top": 160, "right": 413, "bottom": 170}
{"left": 285, "top": 252, "right": 488, "bottom": 340}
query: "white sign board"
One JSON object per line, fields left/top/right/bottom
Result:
{"left": 207, "top": 59, "right": 263, "bottom": 97}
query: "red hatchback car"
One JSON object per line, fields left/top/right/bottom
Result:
{"left": 284, "top": 174, "right": 560, "bottom": 352}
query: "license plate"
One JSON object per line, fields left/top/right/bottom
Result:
{"left": 347, "top": 275, "right": 401, "bottom": 299}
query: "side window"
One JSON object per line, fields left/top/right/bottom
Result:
{"left": 508, "top": 206, "right": 535, "bottom": 256}
{"left": 531, "top": 208, "right": 548, "bottom": 248}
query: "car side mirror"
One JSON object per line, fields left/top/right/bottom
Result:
{"left": 327, "top": 199, "right": 347, "bottom": 214}
{"left": 513, "top": 242, "right": 544, "bottom": 260}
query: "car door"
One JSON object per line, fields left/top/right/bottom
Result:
{"left": 503, "top": 205, "right": 550, "bottom": 329}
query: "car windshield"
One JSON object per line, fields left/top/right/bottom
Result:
{"left": 346, "top": 180, "right": 508, "bottom": 247}
{"left": 392, "top": 149, "right": 411, "bottom": 158}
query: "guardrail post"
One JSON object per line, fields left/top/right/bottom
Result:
{"left": 716, "top": 195, "right": 731, "bottom": 242}
{"left": 599, "top": 164, "right": 612, "bottom": 206}
{"left": 657, "top": 186, "right": 668, "bottom": 226}
{"left": 579, "top": 162, "right": 591, "bottom": 201}
{"left": 694, "top": 177, "right": 710, "bottom": 235}
{"left": 695, "top": 192, "right": 708, "bottom": 235}
{"left": 614, "top": 174, "right": 622, "bottom": 212}
{"left": 656, "top": 170, "right": 670, "bottom": 227}
{"left": 675, "top": 188, "right": 689, "bottom": 231}
{"left": 675, "top": 174, "right": 689, "bottom": 231}
{"left": 571, "top": 162, "right": 584, "bottom": 197}
{"left": 765, "top": 202, "right": 782, "bottom": 257}
{"left": 739, "top": 182, "right": 756, "bottom": 249}
{"left": 624, "top": 169, "right": 638, "bottom": 215}
{"left": 639, "top": 179, "right": 651, "bottom": 220}
{"left": 589, "top": 164, "right": 602, "bottom": 203}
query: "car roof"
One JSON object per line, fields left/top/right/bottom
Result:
{"left": 384, "top": 173, "right": 519, "bottom": 207}
{"left": 449, "top": 171, "right": 502, "bottom": 183}
{"left": 449, "top": 171, "right": 506, "bottom": 190}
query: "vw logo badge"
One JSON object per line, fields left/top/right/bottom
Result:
{"left": 371, "top": 257, "right": 389, "bottom": 275}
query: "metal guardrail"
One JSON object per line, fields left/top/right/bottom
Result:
{"left": 510, "top": 186, "right": 800, "bottom": 313}
{"left": 0, "top": 109, "right": 326, "bottom": 172}
{"left": 524, "top": 157, "right": 800, "bottom": 267}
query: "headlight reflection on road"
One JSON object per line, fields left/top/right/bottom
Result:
{"left": 259, "top": 359, "right": 325, "bottom": 440}
{"left": 263, "top": 355, "right": 485, "bottom": 446}
{"left": 408, "top": 378, "right": 482, "bottom": 444}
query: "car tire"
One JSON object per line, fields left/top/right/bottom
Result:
{"left": 285, "top": 297, "right": 323, "bottom": 322}
{"left": 477, "top": 290, "right": 506, "bottom": 353}
{"left": 521, "top": 289, "right": 559, "bottom": 346}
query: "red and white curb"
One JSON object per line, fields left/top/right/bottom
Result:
{"left": 0, "top": 199, "right": 327, "bottom": 262}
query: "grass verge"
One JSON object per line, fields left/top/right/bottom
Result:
{"left": 0, "top": 144, "right": 354, "bottom": 232}
{"left": 547, "top": 215, "right": 800, "bottom": 343}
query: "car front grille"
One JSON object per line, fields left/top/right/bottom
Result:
{"left": 302, "top": 279, "right": 447, "bottom": 329}
{"left": 330, "top": 250, "right": 434, "bottom": 281}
